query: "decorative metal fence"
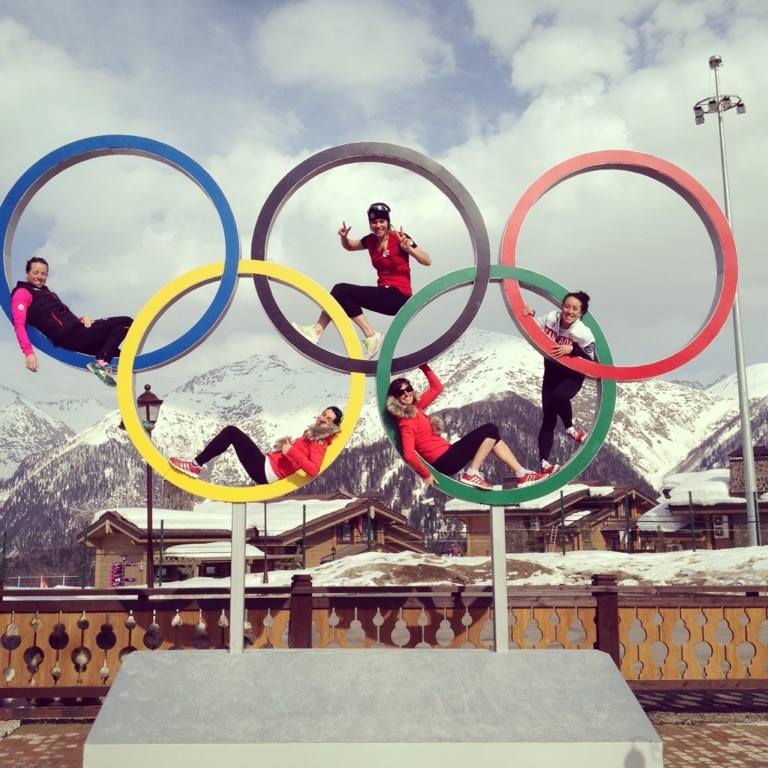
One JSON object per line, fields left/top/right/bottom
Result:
{"left": 1, "top": 576, "right": 766, "bottom": 703}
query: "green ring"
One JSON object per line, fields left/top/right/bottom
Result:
{"left": 375, "top": 265, "right": 616, "bottom": 504}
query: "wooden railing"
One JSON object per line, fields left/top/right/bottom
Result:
{"left": 1, "top": 575, "right": 766, "bottom": 701}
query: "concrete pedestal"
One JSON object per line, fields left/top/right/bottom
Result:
{"left": 83, "top": 649, "right": 662, "bottom": 767}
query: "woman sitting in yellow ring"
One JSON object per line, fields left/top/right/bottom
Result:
{"left": 169, "top": 406, "right": 342, "bottom": 483}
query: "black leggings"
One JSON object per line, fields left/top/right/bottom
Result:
{"left": 432, "top": 423, "right": 500, "bottom": 476}
{"left": 330, "top": 283, "right": 409, "bottom": 318}
{"left": 195, "top": 425, "right": 268, "bottom": 483}
{"left": 56, "top": 316, "right": 132, "bottom": 362}
{"left": 538, "top": 376, "right": 584, "bottom": 461}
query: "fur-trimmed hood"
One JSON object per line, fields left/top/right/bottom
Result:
{"left": 386, "top": 395, "right": 444, "bottom": 434}
{"left": 304, "top": 420, "right": 341, "bottom": 442}
{"left": 273, "top": 420, "right": 340, "bottom": 450}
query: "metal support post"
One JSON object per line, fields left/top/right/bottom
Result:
{"left": 229, "top": 502, "right": 246, "bottom": 654}
{"left": 688, "top": 491, "right": 697, "bottom": 551}
{"left": 489, "top": 505, "right": 509, "bottom": 652}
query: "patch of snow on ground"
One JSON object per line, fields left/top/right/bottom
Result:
{"left": 160, "top": 546, "right": 768, "bottom": 589}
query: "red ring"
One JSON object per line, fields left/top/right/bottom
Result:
{"left": 500, "top": 150, "right": 738, "bottom": 381}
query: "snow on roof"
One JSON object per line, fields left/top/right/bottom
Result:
{"left": 255, "top": 497, "right": 365, "bottom": 536}
{"left": 637, "top": 501, "right": 689, "bottom": 532}
{"left": 164, "top": 541, "right": 264, "bottom": 560}
{"left": 518, "top": 484, "right": 611, "bottom": 509}
{"left": 443, "top": 484, "right": 614, "bottom": 513}
{"left": 563, "top": 509, "right": 592, "bottom": 527}
{"left": 93, "top": 497, "right": 366, "bottom": 535}
{"left": 660, "top": 468, "right": 767, "bottom": 506}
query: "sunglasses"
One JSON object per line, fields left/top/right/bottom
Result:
{"left": 397, "top": 385, "right": 414, "bottom": 395}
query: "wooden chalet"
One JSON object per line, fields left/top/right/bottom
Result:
{"left": 637, "top": 447, "right": 768, "bottom": 550}
{"left": 81, "top": 492, "right": 428, "bottom": 587}
{"left": 442, "top": 483, "right": 655, "bottom": 555}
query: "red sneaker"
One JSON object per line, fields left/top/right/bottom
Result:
{"left": 169, "top": 456, "right": 201, "bottom": 478}
{"left": 569, "top": 428, "right": 587, "bottom": 444}
{"left": 516, "top": 471, "right": 548, "bottom": 487}
{"left": 540, "top": 463, "right": 560, "bottom": 476}
{"left": 459, "top": 472, "right": 493, "bottom": 490}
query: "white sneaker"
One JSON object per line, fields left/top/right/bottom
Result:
{"left": 291, "top": 322, "right": 321, "bottom": 345}
{"left": 363, "top": 331, "right": 383, "bottom": 360}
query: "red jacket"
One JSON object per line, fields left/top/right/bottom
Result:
{"left": 388, "top": 365, "right": 449, "bottom": 478}
{"left": 266, "top": 431, "right": 334, "bottom": 479}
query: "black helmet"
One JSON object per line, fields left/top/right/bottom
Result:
{"left": 367, "top": 202, "right": 391, "bottom": 222}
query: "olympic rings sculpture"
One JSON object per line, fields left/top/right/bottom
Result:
{"left": 251, "top": 142, "right": 491, "bottom": 375}
{"left": 116, "top": 260, "right": 365, "bottom": 503}
{"left": 375, "top": 264, "right": 616, "bottom": 504}
{"left": 0, "top": 135, "right": 240, "bottom": 371}
{"left": 501, "top": 150, "right": 738, "bottom": 381}
{"left": 1, "top": 136, "right": 739, "bottom": 504}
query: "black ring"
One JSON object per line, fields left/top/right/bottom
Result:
{"left": 250, "top": 142, "right": 491, "bottom": 374}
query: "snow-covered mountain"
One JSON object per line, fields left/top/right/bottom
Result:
{"left": 0, "top": 385, "right": 74, "bottom": 482}
{"left": 154, "top": 327, "right": 748, "bottom": 488}
{"left": 0, "top": 328, "right": 764, "bottom": 555}
{"left": 704, "top": 363, "right": 768, "bottom": 401}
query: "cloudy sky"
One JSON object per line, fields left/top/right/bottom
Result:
{"left": 1, "top": 0, "right": 766, "bottom": 406}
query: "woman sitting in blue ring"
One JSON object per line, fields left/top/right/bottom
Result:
{"left": 292, "top": 202, "right": 431, "bottom": 360}
{"left": 11, "top": 257, "right": 133, "bottom": 386}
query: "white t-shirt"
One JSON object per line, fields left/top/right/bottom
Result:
{"left": 536, "top": 310, "right": 596, "bottom": 360}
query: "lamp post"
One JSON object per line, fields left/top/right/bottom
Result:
{"left": 693, "top": 54, "right": 758, "bottom": 547}
{"left": 137, "top": 384, "right": 164, "bottom": 587}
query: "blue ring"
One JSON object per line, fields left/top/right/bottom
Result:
{"left": 0, "top": 135, "right": 240, "bottom": 371}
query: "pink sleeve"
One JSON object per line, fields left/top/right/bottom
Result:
{"left": 10, "top": 288, "right": 34, "bottom": 356}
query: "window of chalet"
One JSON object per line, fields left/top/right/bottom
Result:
{"left": 336, "top": 520, "right": 353, "bottom": 543}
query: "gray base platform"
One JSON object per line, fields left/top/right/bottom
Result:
{"left": 83, "top": 649, "right": 663, "bottom": 767}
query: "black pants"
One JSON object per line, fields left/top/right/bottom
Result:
{"left": 538, "top": 376, "right": 584, "bottom": 461}
{"left": 56, "top": 316, "right": 132, "bottom": 362}
{"left": 331, "top": 283, "right": 409, "bottom": 318}
{"left": 195, "top": 425, "right": 268, "bottom": 483}
{"left": 432, "top": 423, "right": 500, "bottom": 475}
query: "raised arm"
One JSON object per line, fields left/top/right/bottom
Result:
{"left": 396, "top": 227, "right": 431, "bottom": 265}
{"left": 338, "top": 221, "right": 366, "bottom": 251}
{"left": 415, "top": 363, "right": 443, "bottom": 409}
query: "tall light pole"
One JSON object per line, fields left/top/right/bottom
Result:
{"left": 693, "top": 55, "right": 757, "bottom": 546}
{"left": 137, "top": 384, "right": 164, "bottom": 586}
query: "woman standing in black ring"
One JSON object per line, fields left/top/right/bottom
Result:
{"left": 292, "top": 202, "right": 431, "bottom": 360}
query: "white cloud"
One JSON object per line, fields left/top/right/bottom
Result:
{"left": 252, "top": 0, "right": 454, "bottom": 103}
{"left": 510, "top": 25, "right": 632, "bottom": 93}
{"left": 1, "top": 0, "right": 767, "bottom": 407}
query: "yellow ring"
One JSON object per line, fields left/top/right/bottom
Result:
{"left": 116, "top": 260, "right": 365, "bottom": 503}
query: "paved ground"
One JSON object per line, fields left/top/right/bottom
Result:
{"left": 655, "top": 721, "right": 768, "bottom": 768}
{"left": 1, "top": 715, "right": 767, "bottom": 767}
{"left": 0, "top": 723, "right": 90, "bottom": 768}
